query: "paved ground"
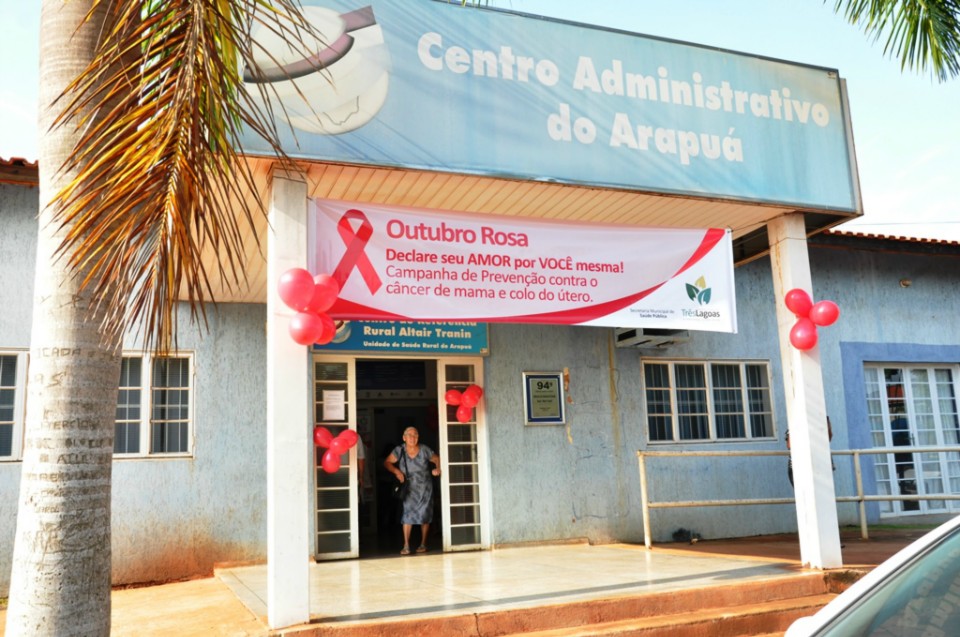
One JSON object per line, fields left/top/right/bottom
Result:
{"left": 663, "top": 526, "right": 935, "bottom": 569}
{"left": 0, "top": 526, "right": 935, "bottom": 636}
{"left": 0, "top": 576, "right": 265, "bottom": 636}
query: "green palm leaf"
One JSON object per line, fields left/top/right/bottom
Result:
{"left": 833, "top": 0, "right": 960, "bottom": 81}
{"left": 51, "top": 0, "right": 326, "bottom": 352}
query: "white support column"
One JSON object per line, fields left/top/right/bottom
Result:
{"left": 266, "top": 171, "right": 311, "bottom": 627}
{"left": 768, "top": 214, "right": 843, "bottom": 569}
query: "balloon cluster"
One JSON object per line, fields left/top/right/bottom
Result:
{"left": 278, "top": 268, "right": 341, "bottom": 345}
{"left": 783, "top": 288, "right": 840, "bottom": 351}
{"left": 314, "top": 426, "right": 359, "bottom": 473}
{"left": 444, "top": 384, "right": 483, "bottom": 423}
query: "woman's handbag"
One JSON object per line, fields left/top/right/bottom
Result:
{"left": 391, "top": 479, "right": 408, "bottom": 501}
{"left": 390, "top": 450, "right": 408, "bottom": 501}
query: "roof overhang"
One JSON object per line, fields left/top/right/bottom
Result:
{"left": 207, "top": 156, "right": 857, "bottom": 304}
{"left": 0, "top": 156, "right": 859, "bottom": 304}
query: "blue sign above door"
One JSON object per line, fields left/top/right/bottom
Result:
{"left": 314, "top": 320, "right": 489, "bottom": 355}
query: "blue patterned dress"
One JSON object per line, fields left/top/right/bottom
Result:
{"left": 393, "top": 444, "right": 436, "bottom": 525}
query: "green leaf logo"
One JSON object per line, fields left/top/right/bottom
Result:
{"left": 688, "top": 276, "right": 712, "bottom": 306}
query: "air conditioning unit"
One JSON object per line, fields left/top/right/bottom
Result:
{"left": 614, "top": 327, "right": 689, "bottom": 349}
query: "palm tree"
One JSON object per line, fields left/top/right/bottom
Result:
{"left": 5, "top": 1, "right": 319, "bottom": 634}
{"left": 3, "top": 5, "right": 120, "bottom": 634}
{"left": 832, "top": 0, "right": 960, "bottom": 81}
{"left": 5, "top": 0, "right": 958, "bottom": 635}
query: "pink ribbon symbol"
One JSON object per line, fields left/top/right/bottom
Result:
{"left": 333, "top": 209, "right": 382, "bottom": 294}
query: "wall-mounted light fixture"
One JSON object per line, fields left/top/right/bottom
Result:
{"left": 899, "top": 278, "right": 912, "bottom": 288}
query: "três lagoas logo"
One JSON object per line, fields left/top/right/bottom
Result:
{"left": 686, "top": 276, "right": 711, "bottom": 306}
{"left": 683, "top": 276, "right": 721, "bottom": 319}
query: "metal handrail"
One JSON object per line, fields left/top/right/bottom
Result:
{"left": 637, "top": 445, "right": 960, "bottom": 548}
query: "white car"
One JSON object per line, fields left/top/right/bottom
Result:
{"left": 786, "top": 514, "right": 960, "bottom": 636}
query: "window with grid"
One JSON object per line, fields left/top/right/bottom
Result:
{"left": 864, "top": 364, "right": 960, "bottom": 516}
{"left": 0, "top": 352, "right": 27, "bottom": 460}
{"left": 643, "top": 360, "right": 774, "bottom": 442}
{"left": 114, "top": 354, "right": 192, "bottom": 456}
{"left": 115, "top": 357, "right": 142, "bottom": 453}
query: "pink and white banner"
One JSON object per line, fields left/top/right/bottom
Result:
{"left": 310, "top": 199, "right": 737, "bottom": 332}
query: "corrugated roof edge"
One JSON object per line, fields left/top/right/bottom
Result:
{"left": 825, "top": 227, "right": 960, "bottom": 248}
{"left": 0, "top": 157, "right": 39, "bottom": 187}
{"left": 1, "top": 157, "right": 38, "bottom": 168}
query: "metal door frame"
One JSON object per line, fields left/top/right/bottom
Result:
{"left": 311, "top": 354, "right": 359, "bottom": 558}
{"left": 437, "top": 356, "right": 491, "bottom": 551}
{"left": 312, "top": 353, "right": 489, "bottom": 557}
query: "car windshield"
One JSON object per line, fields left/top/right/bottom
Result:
{"left": 818, "top": 525, "right": 960, "bottom": 636}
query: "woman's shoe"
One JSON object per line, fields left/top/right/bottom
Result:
{"left": 400, "top": 546, "right": 410, "bottom": 555}
{"left": 416, "top": 545, "right": 427, "bottom": 553}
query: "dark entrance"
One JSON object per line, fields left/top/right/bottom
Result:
{"left": 355, "top": 359, "right": 440, "bottom": 557}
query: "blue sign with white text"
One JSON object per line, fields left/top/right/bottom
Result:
{"left": 241, "top": 0, "right": 857, "bottom": 211}
{"left": 314, "top": 320, "right": 489, "bottom": 354}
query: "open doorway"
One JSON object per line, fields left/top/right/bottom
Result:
{"left": 355, "top": 359, "right": 441, "bottom": 557}
{"left": 313, "top": 354, "right": 487, "bottom": 560}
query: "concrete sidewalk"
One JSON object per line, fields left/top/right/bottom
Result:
{"left": 0, "top": 528, "right": 929, "bottom": 636}
{"left": 0, "top": 576, "right": 265, "bottom": 636}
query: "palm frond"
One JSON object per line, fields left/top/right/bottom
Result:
{"left": 833, "top": 0, "right": 960, "bottom": 81}
{"left": 51, "top": 0, "right": 325, "bottom": 352}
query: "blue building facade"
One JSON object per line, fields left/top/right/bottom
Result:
{"left": 3, "top": 162, "right": 959, "bottom": 595}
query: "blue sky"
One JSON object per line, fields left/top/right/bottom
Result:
{"left": 2, "top": 0, "right": 958, "bottom": 240}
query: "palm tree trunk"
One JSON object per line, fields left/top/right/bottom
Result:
{"left": 5, "top": 2, "right": 122, "bottom": 635}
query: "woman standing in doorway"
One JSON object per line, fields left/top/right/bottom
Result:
{"left": 384, "top": 427, "right": 441, "bottom": 555}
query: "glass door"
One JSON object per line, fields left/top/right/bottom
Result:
{"left": 865, "top": 365, "right": 960, "bottom": 515}
{"left": 437, "top": 357, "right": 489, "bottom": 550}
{"left": 312, "top": 355, "right": 359, "bottom": 558}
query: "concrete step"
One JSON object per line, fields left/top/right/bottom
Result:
{"left": 500, "top": 594, "right": 836, "bottom": 636}
{"left": 274, "top": 572, "right": 841, "bottom": 637}
{"left": 477, "top": 574, "right": 832, "bottom": 636}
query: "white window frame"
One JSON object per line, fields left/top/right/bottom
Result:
{"left": 114, "top": 352, "right": 195, "bottom": 458}
{"left": 642, "top": 359, "right": 776, "bottom": 443}
{"left": 0, "top": 350, "right": 28, "bottom": 461}
{"left": 864, "top": 363, "right": 960, "bottom": 516}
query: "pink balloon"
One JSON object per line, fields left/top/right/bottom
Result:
{"left": 329, "top": 436, "right": 349, "bottom": 455}
{"left": 444, "top": 389, "right": 463, "bottom": 406}
{"left": 321, "top": 450, "right": 342, "bottom": 473}
{"left": 784, "top": 288, "right": 813, "bottom": 318}
{"left": 809, "top": 300, "right": 840, "bottom": 327}
{"left": 338, "top": 429, "right": 359, "bottom": 449}
{"left": 314, "top": 314, "right": 337, "bottom": 345}
{"left": 289, "top": 312, "right": 323, "bottom": 345}
{"left": 460, "top": 391, "right": 478, "bottom": 409}
{"left": 305, "top": 273, "right": 340, "bottom": 314}
{"left": 790, "top": 318, "right": 819, "bottom": 351}
{"left": 278, "top": 268, "right": 316, "bottom": 312}
{"left": 456, "top": 404, "right": 473, "bottom": 423}
{"left": 313, "top": 426, "right": 334, "bottom": 448}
